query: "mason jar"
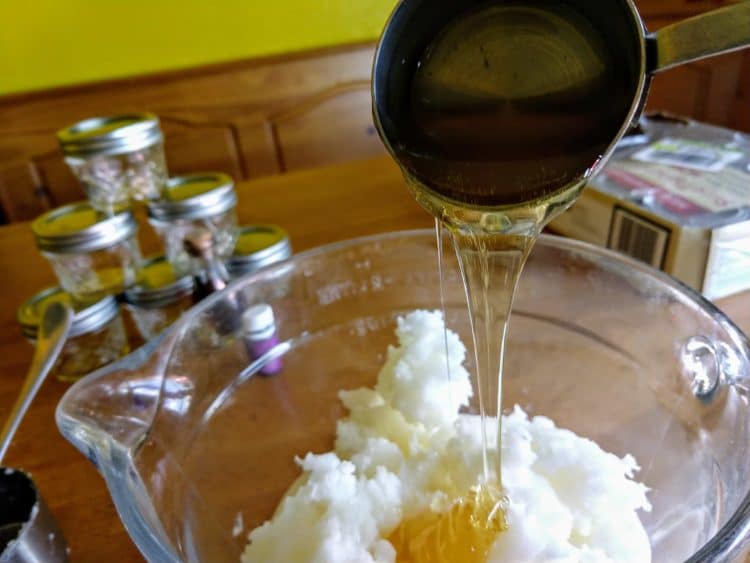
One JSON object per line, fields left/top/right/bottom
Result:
{"left": 17, "top": 287, "right": 129, "bottom": 382}
{"left": 226, "top": 224, "right": 292, "bottom": 278}
{"left": 123, "top": 255, "right": 195, "bottom": 341}
{"left": 147, "top": 173, "right": 238, "bottom": 277}
{"left": 57, "top": 113, "right": 168, "bottom": 212}
{"left": 32, "top": 202, "right": 142, "bottom": 302}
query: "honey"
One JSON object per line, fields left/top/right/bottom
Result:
{"left": 389, "top": 484, "right": 508, "bottom": 563}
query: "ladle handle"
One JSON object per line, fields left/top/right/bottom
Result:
{"left": 0, "top": 302, "right": 72, "bottom": 461}
{"left": 648, "top": 2, "right": 750, "bottom": 73}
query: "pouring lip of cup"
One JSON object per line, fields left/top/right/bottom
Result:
{"left": 371, "top": 0, "right": 651, "bottom": 203}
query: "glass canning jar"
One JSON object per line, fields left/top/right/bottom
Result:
{"left": 57, "top": 113, "right": 168, "bottom": 212}
{"left": 17, "top": 287, "right": 129, "bottom": 382}
{"left": 147, "top": 173, "right": 238, "bottom": 277}
{"left": 32, "top": 202, "right": 142, "bottom": 302}
{"left": 123, "top": 255, "right": 195, "bottom": 341}
{"left": 225, "top": 224, "right": 292, "bottom": 278}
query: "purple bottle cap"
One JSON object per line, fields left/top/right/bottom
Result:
{"left": 243, "top": 304, "right": 282, "bottom": 375}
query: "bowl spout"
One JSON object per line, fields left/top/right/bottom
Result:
{"left": 55, "top": 332, "right": 175, "bottom": 470}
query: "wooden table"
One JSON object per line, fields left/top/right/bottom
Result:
{"left": 0, "top": 155, "right": 748, "bottom": 562}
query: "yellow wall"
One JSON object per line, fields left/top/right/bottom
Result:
{"left": 0, "top": 0, "right": 397, "bottom": 96}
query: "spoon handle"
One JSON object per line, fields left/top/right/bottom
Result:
{"left": 0, "top": 301, "right": 73, "bottom": 461}
{"left": 648, "top": 2, "right": 750, "bottom": 72}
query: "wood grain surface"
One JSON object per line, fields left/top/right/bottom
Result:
{"left": 0, "top": 156, "right": 748, "bottom": 562}
{"left": 1, "top": 12, "right": 748, "bottom": 224}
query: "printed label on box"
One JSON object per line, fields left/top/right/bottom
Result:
{"left": 632, "top": 137, "right": 743, "bottom": 172}
{"left": 604, "top": 161, "right": 750, "bottom": 214}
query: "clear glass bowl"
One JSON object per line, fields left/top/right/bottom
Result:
{"left": 56, "top": 231, "right": 750, "bottom": 563}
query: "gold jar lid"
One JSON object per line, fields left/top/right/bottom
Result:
{"left": 147, "top": 173, "right": 236, "bottom": 221}
{"left": 17, "top": 287, "right": 119, "bottom": 340}
{"left": 123, "top": 256, "right": 194, "bottom": 308}
{"left": 226, "top": 224, "right": 292, "bottom": 277}
{"left": 32, "top": 202, "right": 137, "bottom": 254}
{"left": 57, "top": 113, "right": 163, "bottom": 157}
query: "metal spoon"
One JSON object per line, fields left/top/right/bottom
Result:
{"left": 1, "top": 300, "right": 72, "bottom": 563}
{"left": 0, "top": 301, "right": 73, "bottom": 461}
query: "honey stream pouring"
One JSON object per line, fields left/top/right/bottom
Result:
{"left": 372, "top": 0, "right": 750, "bottom": 559}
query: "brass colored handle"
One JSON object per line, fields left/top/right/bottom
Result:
{"left": 648, "top": 1, "right": 750, "bottom": 73}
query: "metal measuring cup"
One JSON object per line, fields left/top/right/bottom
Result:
{"left": 1, "top": 302, "right": 72, "bottom": 562}
{"left": 372, "top": 0, "right": 750, "bottom": 211}
{"left": 0, "top": 468, "right": 68, "bottom": 562}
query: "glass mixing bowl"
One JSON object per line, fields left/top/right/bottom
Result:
{"left": 56, "top": 231, "right": 750, "bottom": 562}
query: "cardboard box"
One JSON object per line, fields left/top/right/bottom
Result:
{"left": 550, "top": 115, "right": 750, "bottom": 300}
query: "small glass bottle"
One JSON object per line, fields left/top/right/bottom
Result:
{"left": 242, "top": 304, "right": 282, "bottom": 376}
{"left": 17, "top": 287, "right": 129, "bottom": 381}
{"left": 32, "top": 202, "right": 142, "bottom": 302}
{"left": 183, "top": 231, "right": 231, "bottom": 302}
{"left": 226, "top": 224, "right": 292, "bottom": 278}
{"left": 147, "top": 173, "right": 238, "bottom": 277}
{"left": 122, "top": 255, "right": 195, "bottom": 341}
{"left": 184, "top": 231, "right": 241, "bottom": 339}
{"left": 57, "top": 113, "right": 168, "bottom": 213}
